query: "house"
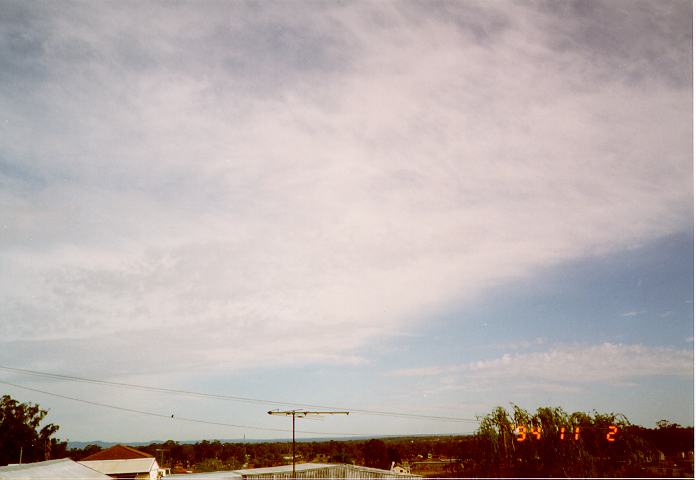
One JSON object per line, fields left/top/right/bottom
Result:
{"left": 79, "top": 445, "right": 160, "bottom": 480}
{"left": 389, "top": 461, "right": 411, "bottom": 475}
{"left": 0, "top": 458, "right": 112, "bottom": 479}
{"left": 79, "top": 459, "right": 160, "bottom": 480}
{"left": 81, "top": 445, "right": 154, "bottom": 462}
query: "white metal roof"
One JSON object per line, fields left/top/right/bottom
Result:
{"left": 168, "top": 463, "right": 420, "bottom": 479}
{"left": 167, "top": 463, "right": 337, "bottom": 479}
{"left": 168, "top": 472, "right": 242, "bottom": 479}
{"left": 233, "top": 463, "right": 335, "bottom": 475}
{"left": 0, "top": 458, "right": 112, "bottom": 479}
{"left": 79, "top": 458, "right": 157, "bottom": 475}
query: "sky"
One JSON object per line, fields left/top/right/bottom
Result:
{"left": 0, "top": 0, "right": 693, "bottom": 443}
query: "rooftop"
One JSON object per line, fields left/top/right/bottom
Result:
{"left": 81, "top": 444, "right": 153, "bottom": 461}
{"left": 0, "top": 458, "right": 112, "bottom": 480}
{"left": 168, "top": 463, "right": 420, "bottom": 479}
{"left": 79, "top": 458, "right": 158, "bottom": 475}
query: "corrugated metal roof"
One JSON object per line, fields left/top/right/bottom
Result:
{"left": 168, "top": 463, "right": 421, "bottom": 479}
{"left": 167, "top": 463, "right": 336, "bottom": 479}
{"left": 79, "top": 458, "right": 157, "bottom": 475}
{"left": 168, "top": 472, "right": 242, "bottom": 479}
{"left": 233, "top": 463, "right": 335, "bottom": 475}
{"left": 0, "top": 458, "right": 112, "bottom": 479}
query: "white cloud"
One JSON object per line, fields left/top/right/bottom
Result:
{"left": 393, "top": 343, "right": 694, "bottom": 385}
{"left": 496, "top": 337, "right": 546, "bottom": 351}
{"left": 0, "top": 2, "right": 691, "bottom": 377}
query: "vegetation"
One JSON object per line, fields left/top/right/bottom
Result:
{"left": 470, "top": 405, "right": 657, "bottom": 477}
{"left": 0, "top": 395, "right": 67, "bottom": 465}
{"left": 0, "top": 396, "right": 692, "bottom": 477}
{"left": 111, "top": 406, "right": 693, "bottom": 477}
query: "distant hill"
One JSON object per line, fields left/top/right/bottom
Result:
{"left": 67, "top": 439, "right": 266, "bottom": 449}
{"left": 67, "top": 437, "right": 334, "bottom": 449}
{"left": 66, "top": 434, "right": 458, "bottom": 449}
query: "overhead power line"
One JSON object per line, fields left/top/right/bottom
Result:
{"left": 0, "top": 365, "right": 477, "bottom": 423}
{"left": 0, "top": 380, "right": 366, "bottom": 437}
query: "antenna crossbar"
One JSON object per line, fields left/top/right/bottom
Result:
{"left": 268, "top": 410, "right": 349, "bottom": 478}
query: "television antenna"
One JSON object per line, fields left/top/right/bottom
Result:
{"left": 268, "top": 409, "right": 349, "bottom": 478}
{"left": 155, "top": 448, "right": 169, "bottom": 467}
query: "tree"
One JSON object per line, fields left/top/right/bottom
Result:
{"left": 475, "top": 406, "right": 517, "bottom": 476}
{"left": 0, "top": 395, "right": 66, "bottom": 466}
{"left": 362, "top": 439, "right": 389, "bottom": 469}
{"left": 473, "top": 404, "right": 654, "bottom": 477}
{"left": 67, "top": 444, "right": 102, "bottom": 461}
{"left": 647, "top": 420, "right": 694, "bottom": 457}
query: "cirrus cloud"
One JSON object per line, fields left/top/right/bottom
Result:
{"left": 393, "top": 343, "right": 694, "bottom": 385}
{"left": 0, "top": 0, "right": 691, "bottom": 378}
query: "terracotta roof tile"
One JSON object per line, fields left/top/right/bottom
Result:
{"left": 81, "top": 445, "right": 153, "bottom": 461}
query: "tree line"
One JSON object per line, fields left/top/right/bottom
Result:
{"left": 1, "top": 395, "right": 693, "bottom": 477}
{"left": 462, "top": 405, "right": 693, "bottom": 477}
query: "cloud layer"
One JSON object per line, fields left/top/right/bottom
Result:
{"left": 0, "top": 1, "right": 692, "bottom": 377}
{"left": 393, "top": 343, "right": 694, "bottom": 385}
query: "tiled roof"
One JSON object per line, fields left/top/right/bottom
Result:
{"left": 81, "top": 445, "right": 153, "bottom": 461}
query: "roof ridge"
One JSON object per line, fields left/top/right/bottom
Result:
{"left": 81, "top": 444, "right": 153, "bottom": 461}
{"left": 117, "top": 444, "right": 153, "bottom": 457}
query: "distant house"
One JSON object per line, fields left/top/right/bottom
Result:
{"left": 390, "top": 464, "right": 411, "bottom": 475}
{"left": 79, "top": 445, "right": 160, "bottom": 480}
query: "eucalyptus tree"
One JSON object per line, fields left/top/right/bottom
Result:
{"left": 0, "top": 395, "right": 66, "bottom": 466}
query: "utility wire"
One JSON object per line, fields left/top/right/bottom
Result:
{"left": 0, "top": 365, "right": 477, "bottom": 423}
{"left": 0, "top": 380, "right": 367, "bottom": 437}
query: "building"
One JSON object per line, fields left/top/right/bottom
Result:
{"left": 79, "top": 459, "right": 160, "bottom": 480}
{"left": 79, "top": 445, "right": 160, "bottom": 480}
{"left": 0, "top": 458, "right": 112, "bottom": 479}
{"left": 389, "top": 464, "right": 410, "bottom": 475}
{"left": 82, "top": 445, "right": 155, "bottom": 462}
{"left": 168, "top": 463, "right": 421, "bottom": 479}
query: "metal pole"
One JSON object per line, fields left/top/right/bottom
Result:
{"left": 292, "top": 412, "right": 296, "bottom": 479}
{"left": 155, "top": 448, "right": 168, "bottom": 468}
{"left": 267, "top": 409, "right": 349, "bottom": 479}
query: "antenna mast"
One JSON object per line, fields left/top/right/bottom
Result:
{"left": 268, "top": 410, "right": 349, "bottom": 478}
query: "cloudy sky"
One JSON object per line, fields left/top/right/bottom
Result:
{"left": 0, "top": 0, "right": 693, "bottom": 442}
